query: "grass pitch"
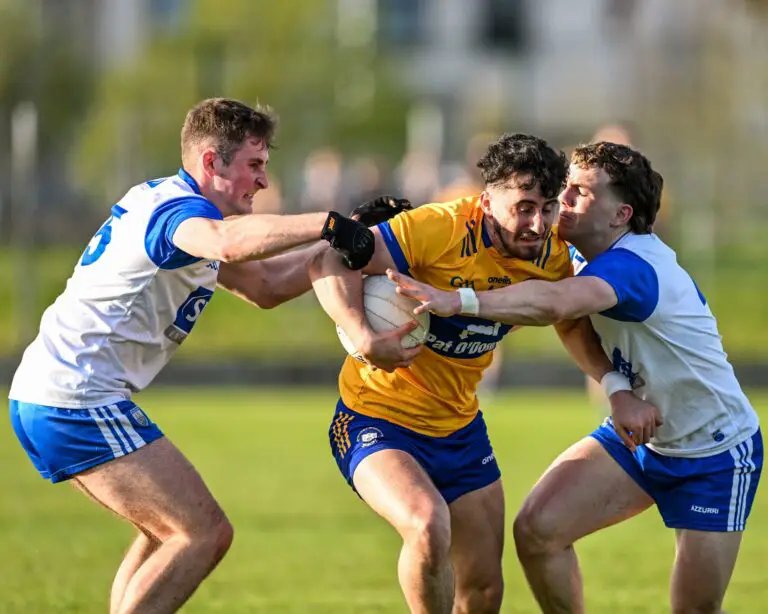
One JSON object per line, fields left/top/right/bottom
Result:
{"left": 1, "top": 388, "right": 766, "bottom": 613}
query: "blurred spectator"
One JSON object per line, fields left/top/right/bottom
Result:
{"left": 250, "top": 176, "right": 283, "bottom": 214}
{"left": 436, "top": 133, "right": 492, "bottom": 202}
{"left": 395, "top": 150, "right": 441, "bottom": 206}
{"left": 300, "top": 147, "right": 343, "bottom": 212}
{"left": 342, "top": 156, "right": 396, "bottom": 214}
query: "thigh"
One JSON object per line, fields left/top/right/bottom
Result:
{"left": 73, "top": 437, "right": 226, "bottom": 540}
{"left": 353, "top": 449, "right": 449, "bottom": 536}
{"left": 518, "top": 436, "right": 654, "bottom": 544}
{"left": 449, "top": 479, "right": 505, "bottom": 590}
{"left": 671, "top": 529, "right": 743, "bottom": 612}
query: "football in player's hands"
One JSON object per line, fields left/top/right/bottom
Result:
{"left": 351, "top": 195, "right": 413, "bottom": 227}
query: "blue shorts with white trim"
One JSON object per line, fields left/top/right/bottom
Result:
{"left": 9, "top": 399, "right": 164, "bottom": 483}
{"left": 591, "top": 420, "right": 763, "bottom": 531}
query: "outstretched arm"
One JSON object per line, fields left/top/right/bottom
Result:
{"left": 389, "top": 270, "right": 619, "bottom": 326}
{"left": 217, "top": 195, "right": 415, "bottom": 309}
{"left": 173, "top": 210, "right": 373, "bottom": 266}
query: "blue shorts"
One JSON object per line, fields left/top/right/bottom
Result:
{"left": 9, "top": 399, "right": 164, "bottom": 483}
{"left": 592, "top": 420, "right": 763, "bottom": 531}
{"left": 329, "top": 400, "right": 501, "bottom": 504}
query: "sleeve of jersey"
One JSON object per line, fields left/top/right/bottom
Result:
{"left": 145, "top": 196, "right": 223, "bottom": 269}
{"left": 377, "top": 204, "right": 463, "bottom": 275}
{"left": 579, "top": 248, "right": 660, "bottom": 322}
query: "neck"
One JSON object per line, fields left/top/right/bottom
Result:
{"left": 183, "top": 163, "right": 229, "bottom": 216}
{"left": 573, "top": 226, "right": 632, "bottom": 262}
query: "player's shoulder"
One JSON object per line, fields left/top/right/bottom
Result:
{"left": 411, "top": 195, "right": 481, "bottom": 222}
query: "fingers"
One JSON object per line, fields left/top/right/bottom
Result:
{"left": 413, "top": 304, "right": 430, "bottom": 316}
{"left": 392, "top": 320, "right": 419, "bottom": 339}
{"left": 613, "top": 423, "right": 637, "bottom": 452}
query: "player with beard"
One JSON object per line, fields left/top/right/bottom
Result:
{"left": 308, "top": 134, "right": 651, "bottom": 613}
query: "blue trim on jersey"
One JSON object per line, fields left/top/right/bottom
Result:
{"left": 330, "top": 401, "right": 500, "bottom": 504}
{"left": 146, "top": 178, "right": 166, "bottom": 188}
{"left": 480, "top": 217, "right": 493, "bottom": 248}
{"left": 591, "top": 420, "right": 763, "bottom": 531}
{"left": 465, "top": 221, "right": 478, "bottom": 254}
{"left": 580, "top": 248, "right": 659, "bottom": 322}
{"left": 691, "top": 276, "right": 707, "bottom": 306}
{"left": 9, "top": 399, "right": 164, "bottom": 483}
{"left": 177, "top": 168, "right": 202, "bottom": 194}
{"left": 145, "top": 196, "right": 223, "bottom": 270}
{"left": 379, "top": 221, "right": 411, "bottom": 275}
{"left": 537, "top": 236, "right": 552, "bottom": 268}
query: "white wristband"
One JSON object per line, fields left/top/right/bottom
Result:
{"left": 457, "top": 287, "right": 480, "bottom": 316}
{"left": 601, "top": 371, "right": 632, "bottom": 397}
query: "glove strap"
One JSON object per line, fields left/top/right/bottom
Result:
{"left": 321, "top": 211, "right": 342, "bottom": 242}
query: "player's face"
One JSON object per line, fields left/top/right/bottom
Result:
{"left": 558, "top": 164, "right": 622, "bottom": 243}
{"left": 212, "top": 137, "right": 270, "bottom": 215}
{"left": 480, "top": 178, "right": 558, "bottom": 260}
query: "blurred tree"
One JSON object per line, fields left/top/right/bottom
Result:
{"left": 74, "top": 0, "right": 410, "bottom": 205}
{"left": 0, "top": 0, "right": 94, "bottom": 239}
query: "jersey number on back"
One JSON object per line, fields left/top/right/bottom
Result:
{"left": 81, "top": 205, "right": 128, "bottom": 266}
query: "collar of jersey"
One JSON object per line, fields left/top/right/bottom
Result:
{"left": 177, "top": 168, "right": 202, "bottom": 195}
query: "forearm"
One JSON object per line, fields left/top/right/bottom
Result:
{"left": 476, "top": 281, "right": 564, "bottom": 326}
{"left": 309, "top": 248, "right": 369, "bottom": 345}
{"left": 555, "top": 317, "right": 613, "bottom": 382}
{"left": 218, "top": 212, "right": 327, "bottom": 263}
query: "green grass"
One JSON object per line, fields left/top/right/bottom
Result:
{"left": 1, "top": 388, "right": 767, "bottom": 613}
{"left": 0, "top": 247, "right": 766, "bottom": 362}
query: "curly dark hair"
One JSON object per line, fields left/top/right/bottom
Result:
{"left": 477, "top": 133, "right": 567, "bottom": 199}
{"left": 571, "top": 142, "right": 663, "bottom": 234}
{"left": 181, "top": 98, "right": 278, "bottom": 165}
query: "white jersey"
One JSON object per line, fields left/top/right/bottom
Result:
{"left": 9, "top": 170, "right": 223, "bottom": 408}
{"left": 577, "top": 233, "right": 758, "bottom": 458}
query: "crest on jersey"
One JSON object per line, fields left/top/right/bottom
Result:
{"left": 130, "top": 407, "right": 149, "bottom": 427}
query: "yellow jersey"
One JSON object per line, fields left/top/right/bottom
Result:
{"left": 338, "top": 196, "right": 571, "bottom": 437}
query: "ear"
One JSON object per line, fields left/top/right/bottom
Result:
{"left": 201, "top": 148, "right": 218, "bottom": 178}
{"left": 613, "top": 203, "right": 634, "bottom": 228}
{"left": 480, "top": 191, "right": 493, "bottom": 215}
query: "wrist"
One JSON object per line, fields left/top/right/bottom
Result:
{"left": 321, "top": 211, "right": 341, "bottom": 242}
{"left": 601, "top": 371, "right": 632, "bottom": 398}
{"left": 457, "top": 287, "right": 480, "bottom": 316}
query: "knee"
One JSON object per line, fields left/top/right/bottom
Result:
{"left": 402, "top": 500, "right": 452, "bottom": 563}
{"left": 512, "top": 498, "right": 563, "bottom": 559}
{"left": 454, "top": 578, "right": 504, "bottom": 614}
{"left": 208, "top": 516, "right": 234, "bottom": 564}
{"left": 183, "top": 509, "right": 234, "bottom": 566}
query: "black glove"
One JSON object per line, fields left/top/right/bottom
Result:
{"left": 321, "top": 211, "right": 375, "bottom": 270}
{"left": 351, "top": 195, "right": 413, "bottom": 227}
